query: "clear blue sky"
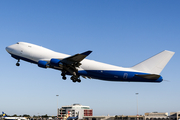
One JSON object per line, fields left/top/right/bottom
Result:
{"left": 0, "top": 0, "right": 180, "bottom": 116}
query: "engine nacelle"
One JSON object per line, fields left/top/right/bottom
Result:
{"left": 38, "top": 60, "right": 48, "bottom": 68}
{"left": 50, "top": 58, "right": 62, "bottom": 67}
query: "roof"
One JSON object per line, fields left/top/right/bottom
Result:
{"left": 61, "top": 104, "right": 90, "bottom": 108}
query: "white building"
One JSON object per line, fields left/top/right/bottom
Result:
{"left": 144, "top": 112, "right": 169, "bottom": 119}
{"left": 58, "top": 104, "right": 93, "bottom": 120}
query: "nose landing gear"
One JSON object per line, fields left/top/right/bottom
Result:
{"left": 16, "top": 59, "right": 20, "bottom": 66}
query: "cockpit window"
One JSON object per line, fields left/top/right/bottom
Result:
{"left": 17, "top": 42, "right": 19, "bottom": 44}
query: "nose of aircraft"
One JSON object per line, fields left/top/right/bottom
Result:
{"left": 6, "top": 46, "right": 11, "bottom": 53}
{"left": 6, "top": 45, "right": 14, "bottom": 53}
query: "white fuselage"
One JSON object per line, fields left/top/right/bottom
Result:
{"left": 6, "top": 42, "right": 135, "bottom": 71}
{"left": 6, "top": 42, "right": 164, "bottom": 82}
{"left": 3, "top": 117, "right": 27, "bottom": 120}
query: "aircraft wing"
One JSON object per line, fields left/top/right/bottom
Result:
{"left": 38, "top": 51, "right": 92, "bottom": 82}
{"left": 61, "top": 50, "right": 92, "bottom": 66}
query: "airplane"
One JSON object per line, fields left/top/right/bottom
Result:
{"left": 6, "top": 42, "right": 175, "bottom": 83}
{"left": 2, "top": 112, "right": 27, "bottom": 120}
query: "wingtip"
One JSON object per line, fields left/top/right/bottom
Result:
{"left": 82, "top": 50, "right": 92, "bottom": 56}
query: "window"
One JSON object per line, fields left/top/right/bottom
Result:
{"left": 82, "top": 107, "right": 90, "bottom": 109}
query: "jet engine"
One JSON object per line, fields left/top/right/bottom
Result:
{"left": 50, "top": 58, "right": 63, "bottom": 67}
{"left": 38, "top": 60, "right": 48, "bottom": 68}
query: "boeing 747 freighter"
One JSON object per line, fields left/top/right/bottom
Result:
{"left": 6, "top": 42, "right": 175, "bottom": 83}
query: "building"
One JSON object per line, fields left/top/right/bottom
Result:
{"left": 83, "top": 112, "right": 180, "bottom": 120}
{"left": 144, "top": 112, "right": 169, "bottom": 120}
{"left": 58, "top": 104, "right": 93, "bottom": 120}
{"left": 84, "top": 115, "right": 144, "bottom": 120}
{"left": 169, "top": 112, "right": 180, "bottom": 120}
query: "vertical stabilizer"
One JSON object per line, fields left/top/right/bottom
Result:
{"left": 2, "top": 112, "right": 7, "bottom": 117}
{"left": 131, "top": 50, "right": 175, "bottom": 74}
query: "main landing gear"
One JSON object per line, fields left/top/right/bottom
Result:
{"left": 71, "top": 76, "right": 81, "bottom": 83}
{"left": 61, "top": 72, "right": 67, "bottom": 80}
{"left": 60, "top": 71, "right": 81, "bottom": 83}
{"left": 60, "top": 69, "right": 81, "bottom": 83}
{"left": 16, "top": 59, "right": 20, "bottom": 66}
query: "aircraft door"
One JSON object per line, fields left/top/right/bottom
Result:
{"left": 123, "top": 73, "right": 128, "bottom": 79}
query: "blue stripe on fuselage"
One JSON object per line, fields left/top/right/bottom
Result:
{"left": 78, "top": 70, "right": 163, "bottom": 82}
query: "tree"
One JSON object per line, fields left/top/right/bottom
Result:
{"left": 12, "top": 114, "right": 17, "bottom": 117}
{"left": 42, "top": 114, "right": 48, "bottom": 118}
{"left": 23, "top": 114, "right": 30, "bottom": 118}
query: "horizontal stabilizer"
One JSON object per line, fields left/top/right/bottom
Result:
{"left": 131, "top": 50, "right": 175, "bottom": 74}
{"left": 135, "top": 74, "right": 161, "bottom": 80}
